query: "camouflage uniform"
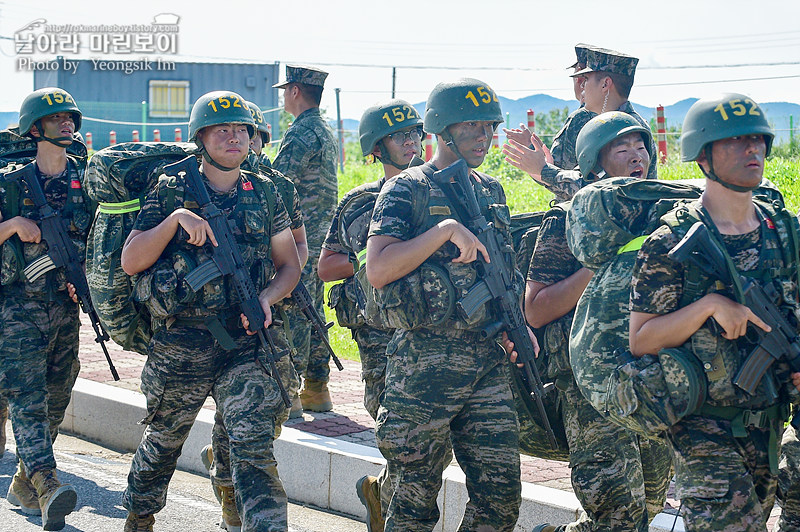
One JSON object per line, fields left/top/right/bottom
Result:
{"left": 0, "top": 160, "right": 89, "bottom": 476}
{"left": 630, "top": 208, "right": 800, "bottom": 531}
{"left": 529, "top": 208, "right": 671, "bottom": 530}
{"left": 777, "top": 414, "right": 800, "bottom": 531}
{"left": 541, "top": 47, "right": 657, "bottom": 202}
{"left": 369, "top": 164, "right": 521, "bottom": 531}
{"left": 122, "top": 170, "right": 293, "bottom": 531}
{"left": 205, "top": 151, "right": 302, "bottom": 498}
{"left": 272, "top": 67, "right": 338, "bottom": 384}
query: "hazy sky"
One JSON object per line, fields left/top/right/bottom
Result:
{"left": 1, "top": 0, "right": 799, "bottom": 124}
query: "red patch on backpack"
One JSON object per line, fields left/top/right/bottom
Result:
{"left": 70, "top": 179, "right": 81, "bottom": 189}
{"left": 242, "top": 181, "right": 254, "bottom": 191}
{"left": 765, "top": 217, "right": 775, "bottom": 230}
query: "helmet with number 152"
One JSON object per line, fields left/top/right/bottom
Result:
{"left": 681, "top": 93, "right": 774, "bottom": 162}
{"left": 423, "top": 78, "right": 503, "bottom": 135}
{"left": 189, "top": 91, "right": 255, "bottom": 144}
{"left": 19, "top": 87, "right": 82, "bottom": 144}
{"left": 359, "top": 99, "right": 423, "bottom": 156}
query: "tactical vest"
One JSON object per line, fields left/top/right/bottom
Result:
{"left": 133, "top": 170, "right": 276, "bottom": 326}
{"left": 661, "top": 199, "right": 800, "bottom": 410}
{"left": 243, "top": 152, "right": 299, "bottom": 224}
{"left": 0, "top": 158, "right": 94, "bottom": 300}
{"left": 368, "top": 163, "right": 520, "bottom": 332}
{"left": 328, "top": 178, "right": 385, "bottom": 330}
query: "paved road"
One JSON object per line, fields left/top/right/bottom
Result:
{"left": 0, "top": 430, "right": 364, "bottom": 532}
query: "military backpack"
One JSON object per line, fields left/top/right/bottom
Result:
{"left": 84, "top": 142, "right": 197, "bottom": 354}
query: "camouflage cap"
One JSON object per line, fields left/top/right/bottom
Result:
{"left": 273, "top": 64, "right": 329, "bottom": 89}
{"left": 571, "top": 46, "right": 638, "bottom": 78}
{"left": 567, "top": 43, "right": 593, "bottom": 70}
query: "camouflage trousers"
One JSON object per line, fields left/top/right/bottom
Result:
{"left": 375, "top": 328, "right": 521, "bottom": 532}
{"left": 208, "top": 331, "right": 299, "bottom": 492}
{"left": 122, "top": 325, "right": 288, "bottom": 530}
{"left": 668, "top": 413, "right": 779, "bottom": 532}
{"left": 775, "top": 423, "right": 800, "bottom": 531}
{"left": 285, "top": 260, "right": 331, "bottom": 383}
{"left": 560, "top": 378, "right": 672, "bottom": 531}
{"left": 0, "top": 298, "right": 80, "bottom": 474}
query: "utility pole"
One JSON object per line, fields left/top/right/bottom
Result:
{"left": 391, "top": 67, "right": 396, "bottom": 98}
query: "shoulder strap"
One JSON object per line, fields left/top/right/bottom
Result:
{"left": 397, "top": 163, "right": 435, "bottom": 232}
{"left": 245, "top": 171, "right": 276, "bottom": 220}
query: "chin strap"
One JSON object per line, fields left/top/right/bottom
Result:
{"left": 699, "top": 145, "right": 758, "bottom": 192}
{"left": 376, "top": 140, "right": 411, "bottom": 170}
{"left": 440, "top": 127, "right": 482, "bottom": 169}
{"left": 197, "top": 141, "right": 239, "bottom": 172}
{"left": 32, "top": 119, "right": 73, "bottom": 148}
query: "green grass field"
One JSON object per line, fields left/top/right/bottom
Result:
{"left": 323, "top": 146, "right": 800, "bottom": 362}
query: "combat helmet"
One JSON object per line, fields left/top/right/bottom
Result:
{"left": 681, "top": 93, "right": 773, "bottom": 191}
{"left": 19, "top": 87, "right": 82, "bottom": 147}
{"left": 189, "top": 91, "right": 255, "bottom": 171}
{"left": 359, "top": 99, "right": 423, "bottom": 169}
{"left": 576, "top": 111, "right": 652, "bottom": 177}
{"left": 244, "top": 100, "right": 270, "bottom": 146}
{"left": 424, "top": 78, "right": 502, "bottom": 167}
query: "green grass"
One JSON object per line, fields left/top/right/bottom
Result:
{"left": 307, "top": 145, "right": 800, "bottom": 363}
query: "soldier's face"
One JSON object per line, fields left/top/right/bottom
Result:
{"left": 33, "top": 112, "right": 75, "bottom": 142}
{"left": 381, "top": 126, "right": 422, "bottom": 165}
{"left": 598, "top": 132, "right": 650, "bottom": 178}
{"left": 582, "top": 72, "right": 609, "bottom": 113}
{"left": 250, "top": 133, "right": 264, "bottom": 154}
{"left": 199, "top": 123, "right": 250, "bottom": 167}
{"left": 703, "top": 135, "right": 766, "bottom": 188}
{"left": 448, "top": 121, "right": 494, "bottom": 168}
{"left": 572, "top": 65, "right": 586, "bottom": 103}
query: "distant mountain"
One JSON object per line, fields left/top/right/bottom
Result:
{"left": 1, "top": 112, "right": 18, "bottom": 130}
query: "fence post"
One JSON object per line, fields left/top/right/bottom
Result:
{"left": 492, "top": 132, "right": 499, "bottom": 149}
{"left": 424, "top": 134, "right": 433, "bottom": 161}
{"left": 656, "top": 105, "right": 667, "bottom": 164}
{"left": 85, "top": 132, "right": 93, "bottom": 151}
{"left": 335, "top": 88, "right": 345, "bottom": 172}
{"left": 153, "top": 129, "right": 161, "bottom": 142}
{"left": 174, "top": 128, "right": 182, "bottom": 142}
{"left": 109, "top": 131, "right": 117, "bottom": 145}
{"left": 527, "top": 109, "right": 535, "bottom": 132}
{"left": 132, "top": 130, "right": 139, "bottom": 142}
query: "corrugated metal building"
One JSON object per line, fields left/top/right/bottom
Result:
{"left": 34, "top": 59, "right": 281, "bottom": 149}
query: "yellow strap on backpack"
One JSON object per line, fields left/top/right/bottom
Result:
{"left": 98, "top": 199, "right": 141, "bottom": 214}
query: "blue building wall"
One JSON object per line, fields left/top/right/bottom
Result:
{"left": 34, "top": 59, "right": 281, "bottom": 150}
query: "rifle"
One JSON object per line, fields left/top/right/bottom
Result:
{"left": 291, "top": 282, "right": 344, "bottom": 371}
{"left": 430, "top": 159, "right": 558, "bottom": 449}
{"left": 668, "top": 221, "right": 800, "bottom": 426}
{"left": 5, "top": 162, "right": 119, "bottom": 381}
{"left": 163, "top": 156, "right": 291, "bottom": 408}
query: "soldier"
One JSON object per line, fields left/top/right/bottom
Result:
{"left": 196, "top": 100, "right": 306, "bottom": 530}
{"left": 777, "top": 416, "right": 800, "bottom": 531}
{"left": 272, "top": 64, "right": 339, "bottom": 413}
{"left": 120, "top": 90, "right": 301, "bottom": 532}
{"left": 0, "top": 87, "right": 89, "bottom": 530}
{"left": 366, "top": 78, "right": 532, "bottom": 531}
{"left": 504, "top": 45, "right": 656, "bottom": 201}
{"left": 629, "top": 94, "right": 800, "bottom": 531}
{"left": 318, "top": 99, "right": 424, "bottom": 531}
{"left": 528, "top": 112, "right": 672, "bottom": 532}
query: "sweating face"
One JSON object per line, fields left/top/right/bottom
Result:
{"left": 703, "top": 134, "right": 767, "bottom": 189}
{"left": 447, "top": 121, "right": 494, "bottom": 168}
{"left": 33, "top": 112, "right": 75, "bottom": 145}
{"left": 199, "top": 123, "right": 251, "bottom": 168}
{"left": 598, "top": 132, "right": 650, "bottom": 178}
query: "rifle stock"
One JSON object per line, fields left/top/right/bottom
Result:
{"left": 162, "top": 156, "right": 291, "bottom": 407}
{"left": 431, "top": 159, "right": 558, "bottom": 449}
{"left": 291, "top": 282, "right": 343, "bottom": 371}
{"left": 7, "top": 162, "right": 119, "bottom": 381}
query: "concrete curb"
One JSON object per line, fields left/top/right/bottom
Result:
{"left": 62, "top": 378, "right": 684, "bottom": 531}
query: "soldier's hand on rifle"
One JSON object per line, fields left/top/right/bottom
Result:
{"left": 704, "top": 293, "right": 770, "bottom": 340}
{"left": 501, "top": 328, "right": 539, "bottom": 368}
{"left": 241, "top": 302, "right": 272, "bottom": 336}
{"left": 444, "top": 219, "right": 490, "bottom": 264}
{"left": 12, "top": 216, "right": 41, "bottom": 243}
{"left": 173, "top": 209, "right": 218, "bottom": 247}
{"left": 66, "top": 282, "right": 78, "bottom": 304}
